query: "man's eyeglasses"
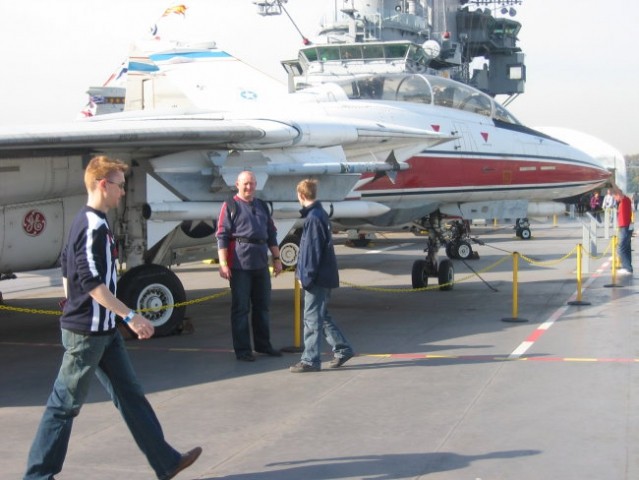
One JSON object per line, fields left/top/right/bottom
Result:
{"left": 100, "top": 179, "right": 126, "bottom": 190}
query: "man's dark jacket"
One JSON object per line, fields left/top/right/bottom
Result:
{"left": 296, "top": 201, "right": 339, "bottom": 290}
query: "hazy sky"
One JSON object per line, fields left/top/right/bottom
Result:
{"left": 1, "top": 0, "right": 637, "bottom": 154}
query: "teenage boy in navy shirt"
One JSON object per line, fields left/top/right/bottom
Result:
{"left": 24, "top": 155, "right": 201, "bottom": 480}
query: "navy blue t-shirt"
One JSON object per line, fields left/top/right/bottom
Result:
{"left": 60, "top": 206, "right": 118, "bottom": 334}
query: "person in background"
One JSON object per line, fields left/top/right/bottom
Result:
{"left": 589, "top": 190, "right": 602, "bottom": 222}
{"left": 290, "top": 178, "right": 354, "bottom": 373}
{"left": 614, "top": 188, "right": 633, "bottom": 275}
{"left": 24, "top": 155, "right": 201, "bottom": 480}
{"left": 216, "top": 170, "right": 283, "bottom": 362}
{"left": 601, "top": 188, "right": 616, "bottom": 226}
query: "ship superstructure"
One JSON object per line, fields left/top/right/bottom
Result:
{"left": 257, "top": 0, "right": 525, "bottom": 100}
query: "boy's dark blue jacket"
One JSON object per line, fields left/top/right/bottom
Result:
{"left": 296, "top": 201, "right": 339, "bottom": 290}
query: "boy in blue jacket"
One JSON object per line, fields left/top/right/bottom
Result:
{"left": 290, "top": 179, "right": 354, "bottom": 372}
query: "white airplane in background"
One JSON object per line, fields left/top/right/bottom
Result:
{"left": 0, "top": 31, "right": 610, "bottom": 335}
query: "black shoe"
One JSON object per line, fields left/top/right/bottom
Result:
{"left": 164, "top": 447, "right": 202, "bottom": 480}
{"left": 329, "top": 354, "right": 353, "bottom": 368}
{"left": 237, "top": 353, "right": 256, "bottom": 362}
{"left": 290, "top": 362, "right": 320, "bottom": 373}
{"left": 256, "top": 347, "right": 282, "bottom": 357}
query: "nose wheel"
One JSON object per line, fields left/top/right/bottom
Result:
{"left": 411, "top": 236, "right": 455, "bottom": 291}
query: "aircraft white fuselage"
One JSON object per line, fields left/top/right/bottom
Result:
{"left": 0, "top": 77, "right": 609, "bottom": 271}
{"left": 0, "top": 41, "right": 610, "bottom": 335}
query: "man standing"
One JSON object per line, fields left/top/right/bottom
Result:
{"left": 290, "top": 179, "right": 354, "bottom": 373}
{"left": 216, "top": 171, "right": 283, "bottom": 361}
{"left": 590, "top": 191, "right": 602, "bottom": 222}
{"left": 602, "top": 188, "right": 616, "bottom": 226}
{"left": 614, "top": 188, "right": 633, "bottom": 275}
{"left": 24, "top": 156, "right": 201, "bottom": 480}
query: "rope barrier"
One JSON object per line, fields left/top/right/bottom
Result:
{"left": 0, "top": 289, "right": 231, "bottom": 316}
{"left": 0, "top": 236, "right": 618, "bottom": 319}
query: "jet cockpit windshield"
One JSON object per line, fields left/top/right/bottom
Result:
{"left": 332, "top": 74, "right": 521, "bottom": 125}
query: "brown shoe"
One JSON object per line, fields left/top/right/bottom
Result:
{"left": 329, "top": 354, "right": 353, "bottom": 368}
{"left": 290, "top": 362, "right": 320, "bottom": 373}
{"left": 164, "top": 447, "right": 202, "bottom": 479}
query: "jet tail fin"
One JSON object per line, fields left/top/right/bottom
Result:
{"left": 124, "top": 38, "right": 287, "bottom": 112}
{"left": 77, "top": 5, "right": 191, "bottom": 118}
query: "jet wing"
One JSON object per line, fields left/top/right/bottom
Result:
{"left": 0, "top": 114, "right": 453, "bottom": 159}
{"left": 0, "top": 117, "right": 276, "bottom": 158}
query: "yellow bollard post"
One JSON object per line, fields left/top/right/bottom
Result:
{"left": 604, "top": 235, "right": 622, "bottom": 288}
{"left": 493, "top": 218, "right": 498, "bottom": 227}
{"left": 553, "top": 214, "right": 558, "bottom": 227}
{"left": 294, "top": 278, "right": 302, "bottom": 348}
{"left": 502, "top": 252, "right": 528, "bottom": 322}
{"left": 568, "top": 243, "right": 591, "bottom": 305}
{"left": 281, "top": 277, "right": 304, "bottom": 353}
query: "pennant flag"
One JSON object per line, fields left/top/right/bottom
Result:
{"left": 162, "top": 5, "right": 188, "bottom": 17}
{"left": 481, "top": 132, "right": 489, "bottom": 142}
{"left": 431, "top": 124, "right": 440, "bottom": 132}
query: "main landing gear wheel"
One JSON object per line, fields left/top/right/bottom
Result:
{"left": 411, "top": 260, "right": 429, "bottom": 288}
{"left": 279, "top": 232, "right": 301, "bottom": 267}
{"left": 453, "top": 241, "right": 473, "bottom": 260}
{"left": 514, "top": 218, "right": 532, "bottom": 240}
{"left": 518, "top": 227, "right": 532, "bottom": 240}
{"left": 117, "top": 264, "right": 186, "bottom": 337}
{"left": 349, "top": 236, "right": 372, "bottom": 248}
{"left": 437, "top": 259, "right": 454, "bottom": 291}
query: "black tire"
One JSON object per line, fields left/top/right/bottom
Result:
{"left": 445, "top": 243, "right": 455, "bottom": 259}
{"left": 349, "top": 238, "right": 371, "bottom": 248}
{"left": 279, "top": 233, "right": 301, "bottom": 267}
{"left": 117, "top": 264, "right": 186, "bottom": 337}
{"left": 438, "top": 259, "right": 454, "bottom": 291}
{"left": 455, "top": 241, "right": 473, "bottom": 260}
{"left": 411, "top": 260, "right": 429, "bottom": 289}
{"left": 520, "top": 228, "right": 532, "bottom": 240}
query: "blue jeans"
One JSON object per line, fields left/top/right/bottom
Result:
{"left": 229, "top": 267, "right": 273, "bottom": 355}
{"left": 301, "top": 285, "right": 353, "bottom": 368}
{"left": 618, "top": 227, "right": 633, "bottom": 271}
{"left": 24, "top": 329, "right": 181, "bottom": 480}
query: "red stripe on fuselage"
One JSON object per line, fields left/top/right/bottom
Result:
{"left": 357, "top": 154, "right": 610, "bottom": 191}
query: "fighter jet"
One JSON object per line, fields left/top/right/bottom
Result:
{"left": 0, "top": 36, "right": 609, "bottom": 336}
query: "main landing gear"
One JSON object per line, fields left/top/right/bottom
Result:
{"left": 443, "top": 220, "right": 478, "bottom": 260}
{"left": 514, "top": 218, "right": 532, "bottom": 240}
{"left": 117, "top": 264, "right": 187, "bottom": 337}
{"left": 278, "top": 229, "right": 302, "bottom": 267}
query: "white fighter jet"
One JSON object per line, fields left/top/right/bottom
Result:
{"left": 0, "top": 36, "right": 609, "bottom": 335}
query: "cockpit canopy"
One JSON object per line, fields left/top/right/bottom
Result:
{"left": 331, "top": 73, "right": 521, "bottom": 125}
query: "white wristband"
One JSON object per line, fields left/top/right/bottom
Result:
{"left": 123, "top": 310, "right": 136, "bottom": 324}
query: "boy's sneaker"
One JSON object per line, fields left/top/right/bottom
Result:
{"left": 617, "top": 268, "right": 633, "bottom": 276}
{"left": 290, "top": 362, "right": 320, "bottom": 373}
{"left": 329, "top": 354, "right": 353, "bottom": 369}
